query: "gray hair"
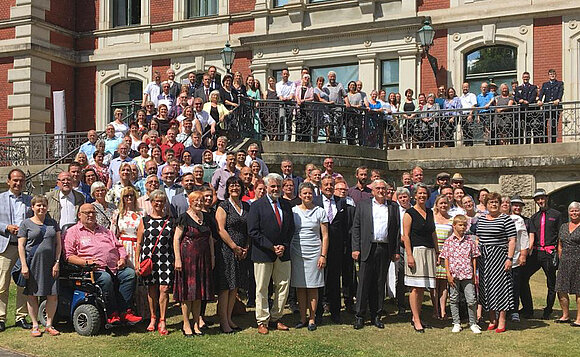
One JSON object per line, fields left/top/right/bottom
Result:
{"left": 193, "top": 164, "right": 203, "bottom": 171}
{"left": 90, "top": 181, "right": 106, "bottom": 197}
{"left": 569, "top": 201, "right": 580, "bottom": 211}
{"left": 298, "top": 181, "right": 315, "bottom": 194}
{"left": 149, "top": 189, "right": 167, "bottom": 202}
{"left": 327, "top": 71, "right": 337, "bottom": 77}
{"left": 371, "top": 179, "right": 387, "bottom": 188}
{"left": 209, "top": 90, "right": 220, "bottom": 100}
{"left": 263, "top": 173, "right": 283, "bottom": 186}
{"left": 396, "top": 187, "right": 410, "bottom": 197}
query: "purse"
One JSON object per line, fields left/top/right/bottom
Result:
{"left": 138, "top": 218, "right": 170, "bottom": 277}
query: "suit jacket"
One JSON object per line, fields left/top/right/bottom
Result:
{"left": 313, "top": 194, "right": 349, "bottom": 253}
{"left": 514, "top": 83, "right": 538, "bottom": 105}
{"left": 169, "top": 81, "right": 181, "bottom": 99}
{"left": 248, "top": 196, "right": 295, "bottom": 263}
{"left": 351, "top": 198, "right": 400, "bottom": 262}
{"left": 539, "top": 80, "right": 564, "bottom": 103}
{"left": 170, "top": 190, "right": 189, "bottom": 218}
{"left": 45, "top": 189, "right": 85, "bottom": 226}
{"left": 0, "top": 191, "right": 32, "bottom": 253}
{"left": 194, "top": 86, "right": 212, "bottom": 103}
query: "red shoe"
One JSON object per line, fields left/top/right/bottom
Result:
{"left": 107, "top": 312, "right": 121, "bottom": 325}
{"left": 121, "top": 309, "right": 143, "bottom": 325}
{"left": 495, "top": 327, "right": 506, "bottom": 333}
{"left": 487, "top": 324, "right": 497, "bottom": 331}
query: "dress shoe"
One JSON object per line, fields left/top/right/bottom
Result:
{"left": 541, "top": 311, "right": 552, "bottom": 320}
{"left": 257, "top": 324, "right": 269, "bottom": 335}
{"left": 181, "top": 329, "right": 194, "bottom": 338}
{"left": 411, "top": 321, "right": 424, "bottom": 333}
{"left": 0, "top": 321, "right": 5, "bottom": 332}
{"left": 307, "top": 323, "right": 317, "bottom": 331}
{"left": 276, "top": 322, "right": 290, "bottom": 331}
{"left": 330, "top": 314, "right": 341, "bottom": 324}
{"left": 373, "top": 316, "right": 384, "bottom": 329}
{"left": 295, "top": 321, "right": 307, "bottom": 329}
{"left": 15, "top": 319, "right": 32, "bottom": 330}
{"left": 554, "top": 318, "right": 571, "bottom": 323}
{"left": 353, "top": 316, "right": 364, "bottom": 330}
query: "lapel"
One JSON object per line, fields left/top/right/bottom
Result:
{"left": 367, "top": 199, "right": 374, "bottom": 236}
{"left": 265, "top": 197, "right": 282, "bottom": 232}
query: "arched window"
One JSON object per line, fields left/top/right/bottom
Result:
{"left": 464, "top": 46, "right": 517, "bottom": 92}
{"left": 110, "top": 80, "right": 143, "bottom": 122}
{"left": 549, "top": 183, "right": 580, "bottom": 221}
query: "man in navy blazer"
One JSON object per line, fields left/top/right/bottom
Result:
{"left": 0, "top": 169, "right": 32, "bottom": 331}
{"left": 170, "top": 173, "right": 195, "bottom": 218}
{"left": 280, "top": 159, "right": 303, "bottom": 197}
{"left": 351, "top": 179, "right": 400, "bottom": 330}
{"left": 313, "top": 176, "right": 348, "bottom": 323}
{"left": 248, "top": 173, "right": 295, "bottom": 334}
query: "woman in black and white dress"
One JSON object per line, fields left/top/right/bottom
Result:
{"left": 475, "top": 191, "right": 517, "bottom": 333}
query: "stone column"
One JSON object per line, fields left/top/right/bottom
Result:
{"left": 398, "top": 48, "right": 420, "bottom": 96}
{"left": 357, "top": 54, "right": 377, "bottom": 93}
{"left": 287, "top": 60, "right": 305, "bottom": 83}
{"left": 250, "top": 63, "right": 268, "bottom": 89}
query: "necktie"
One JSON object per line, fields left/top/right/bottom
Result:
{"left": 273, "top": 201, "right": 282, "bottom": 228}
{"left": 327, "top": 198, "right": 334, "bottom": 223}
{"left": 205, "top": 88, "right": 209, "bottom": 100}
{"left": 540, "top": 211, "right": 546, "bottom": 247}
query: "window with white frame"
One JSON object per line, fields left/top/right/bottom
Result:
{"left": 112, "top": 0, "right": 141, "bottom": 27}
{"left": 464, "top": 45, "right": 517, "bottom": 93}
{"left": 188, "top": 0, "right": 218, "bottom": 18}
{"left": 381, "top": 59, "right": 399, "bottom": 94}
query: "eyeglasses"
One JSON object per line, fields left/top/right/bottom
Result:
{"left": 123, "top": 194, "right": 135, "bottom": 199}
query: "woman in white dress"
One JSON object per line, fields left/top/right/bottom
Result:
{"left": 290, "top": 182, "right": 329, "bottom": 331}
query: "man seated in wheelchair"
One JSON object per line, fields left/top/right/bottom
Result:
{"left": 63, "top": 204, "right": 142, "bottom": 325}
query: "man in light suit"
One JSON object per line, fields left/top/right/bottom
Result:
{"left": 0, "top": 169, "right": 32, "bottom": 331}
{"left": 248, "top": 173, "right": 295, "bottom": 335}
{"left": 313, "top": 176, "right": 348, "bottom": 323}
{"left": 46, "top": 172, "right": 85, "bottom": 228}
{"left": 352, "top": 179, "right": 401, "bottom": 329}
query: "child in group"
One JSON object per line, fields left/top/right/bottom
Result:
{"left": 439, "top": 214, "right": 481, "bottom": 333}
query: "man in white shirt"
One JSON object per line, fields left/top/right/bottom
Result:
{"left": 79, "top": 130, "right": 98, "bottom": 164}
{"left": 157, "top": 81, "right": 175, "bottom": 113}
{"left": 245, "top": 143, "right": 269, "bottom": 176}
{"left": 276, "top": 68, "right": 294, "bottom": 101}
{"left": 142, "top": 71, "right": 161, "bottom": 108}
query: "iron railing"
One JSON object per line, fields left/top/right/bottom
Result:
{"left": 0, "top": 132, "right": 89, "bottom": 166}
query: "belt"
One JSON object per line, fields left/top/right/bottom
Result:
{"left": 539, "top": 245, "right": 556, "bottom": 254}
{"left": 120, "top": 237, "right": 137, "bottom": 242}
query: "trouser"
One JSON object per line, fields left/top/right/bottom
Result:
{"left": 316, "top": 240, "right": 343, "bottom": 317}
{"left": 395, "top": 246, "right": 407, "bottom": 310}
{"left": 509, "top": 266, "right": 523, "bottom": 314}
{"left": 254, "top": 259, "right": 291, "bottom": 325}
{"left": 243, "top": 257, "right": 256, "bottom": 305}
{"left": 342, "top": 242, "right": 357, "bottom": 307}
{"left": 520, "top": 249, "right": 557, "bottom": 315}
{"left": 94, "top": 267, "right": 136, "bottom": 314}
{"left": 0, "top": 244, "right": 28, "bottom": 322}
{"left": 449, "top": 279, "right": 477, "bottom": 325}
{"left": 545, "top": 105, "right": 561, "bottom": 143}
{"left": 355, "top": 243, "right": 390, "bottom": 319}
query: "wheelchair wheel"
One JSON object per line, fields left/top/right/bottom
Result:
{"left": 73, "top": 304, "right": 102, "bottom": 336}
{"left": 38, "top": 300, "right": 48, "bottom": 327}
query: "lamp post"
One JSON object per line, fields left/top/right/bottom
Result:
{"left": 417, "top": 18, "right": 438, "bottom": 77}
{"left": 220, "top": 41, "right": 235, "bottom": 74}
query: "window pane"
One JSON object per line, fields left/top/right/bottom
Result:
{"left": 466, "top": 46, "right": 516, "bottom": 76}
{"left": 465, "top": 75, "right": 517, "bottom": 94}
{"left": 130, "top": 0, "right": 141, "bottom": 25}
{"left": 189, "top": 0, "right": 218, "bottom": 17}
{"left": 113, "top": 0, "right": 128, "bottom": 27}
{"left": 311, "top": 64, "right": 359, "bottom": 86}
{"left": 381, "top": 59, "right": 399, "bottom": 89}
{"left": 274, "top": 0, "right": 289, "bottom": 6}
{"left": 272, "top": 70, "right": 282, "bottom": 82}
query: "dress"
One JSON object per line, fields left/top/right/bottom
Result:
{"left": 139, "top": 216, "right": 174, "bottom": 286}
{"left": 435, "top": 218, "right": 453, "bottom": 279}
{"left": 114, "top": 210, "right": 142, "bottom": 268}
{"left": 215, "top": 200, "right": 250, "bottom": 291}
{"left": 92, "top": 201, "right": 115, "bottom": 228}
{"left": 290, "top": 206, "right": 328, "bottom": 288}
{"left": 404, "top": 207, "right": 437, "bottom": 289}
{"left": 476, "top": 214, "right": 517, "bottom": 311}
{"left": 173, "top": 212, "right": 214, "bottom": 302}
{"left": 555, "top": 224, "right": 580, "bottom": 294}
{"left": 17, "top": 218, "right": 60, "bottom": 296}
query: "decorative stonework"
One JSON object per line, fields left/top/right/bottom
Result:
{"left": 569, "top": 20, "right": 578, "bottom": 30}
{"left": 404, "top": 36, "right": 414, "bottom": 44}
{"left": 452, "top": 33, "right": 461, "bottom": 42}
{"left": 255, "top": 51, "right": 264, "bottom": 59}
{"left": 292, "top": 48, "right": 300, "bottom": 55}
{"left": 519, "top": 25, "right": 528, "bottom": 35}
{"left": 143, "top": 65, "right": 149, "bottom": 72}
{"left": 364, "top": 40, "right": 372, "bottom": 48}
{"left": 499, "top": 174, "right": 535, "bottom": 197}
{"left": 173, "top": 62, "right": 181, "bottom": 70}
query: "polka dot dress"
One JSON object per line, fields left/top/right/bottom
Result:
{"left": 140, "top": 216, "right": 174, "bottom": 286}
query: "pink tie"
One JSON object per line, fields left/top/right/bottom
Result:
{"left": 540, "top": 212, "right": 546, "bottom": 248}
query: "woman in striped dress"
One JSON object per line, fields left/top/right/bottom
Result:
{"left": 475, "top": 192, "right": 517, "bottom": 333}
{"left": 433, "top": 195, "right": 453, "bottom": 320}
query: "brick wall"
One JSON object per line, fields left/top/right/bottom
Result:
{"left": 230, "top": 20, "right": 254, "bottom": 34}
{"left": 152, "top": 59, "right": 171, "bottom": 80}
{"left": 50, "top": 31, "right": 74, "bottom": 49}
{"left": 76, "top": 37, "right": 97, "bottom": 51}
{"left": 75, "top": 66, "right": 96, "bottom": 131}
{"left": 533, "top": 16, "right": 562, "bottom": 86}
{"left": 151, "top": 1, "right": 173, "bottom": 24}
{"left": 229, "top": 0, "right": 255, "bottom": 13}
{"left": 75, "top": 0, "right": 99, "bottom": 32}
{"left": 232, "top": 51, "right": 253, "bottom": 79}
{"left": 417, "top": 0, "right": 449, "bottom": 11}
{"left": 151, "top": 29, "right": 172, "bottom": 43}
{"left": 0, "top": 0, "right": 15, "bottom": 21}
{"left": 420, "top": 29, "right": 447, "bottom": 95}
{"left": 0, "top": 57, "right": 13, "bottom": 137}
{"left": 45, "top": 0, "right": 76, "bottom": 31}
{"left": 45, "top": 61, "right": 76, "bottom": 132}
{"left": 0, "top": 27, "right": 15, "bottom": 40}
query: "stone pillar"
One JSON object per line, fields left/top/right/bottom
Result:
{"left": 398, "top": 49, "right": 420, "bottom": 96}
{"left": 287, "top": 60, "right": 305, "bottom": 83}
{"left": 250, "top": 63, "right": 268, "bottom": 90}
{"left": 252, "top": 0, "right": 269, "bottom": 35}
{"left": 357, "top": 54, "right": 377, "bottom": 93}
{"left": 499, "top": 174, "right": 536, "bottom": 216}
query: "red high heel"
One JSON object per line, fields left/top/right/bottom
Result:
{"left": 147, "top": 316, "right": 157, "bottom": 332}
{"left": 487, "top": 323, "right": 497, "bottom": 331}
{"left": 495, "top": 327, "right": 506, "bottom": 333}
{"left": 158, "top": 318, "right": 168, "bottom": 336}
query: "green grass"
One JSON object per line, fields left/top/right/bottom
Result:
{"left": 0, "top": 273, "right": 576, "bottom": 357}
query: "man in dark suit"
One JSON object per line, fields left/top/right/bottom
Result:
{"left": 207, "top": 65, "right": 221, "bottom": 91}
{"left": 314, "top": 176, "right": 348, "bottom": 323}
{"left": 194, "top": 74, "right": 212, "bottom": 103}
{"left": 248, "top": 173, "right": 295, "bottom": 335}
{"left": 170, "top": 172, "right": 195, "bottom": 218}
{"left": 514, "top": 71, "right": 539, "bottom": 143}
{"left": 538, "top": 69, "right": 564, "bottom": 143}
{"left": 280, "top": 159, "right": 303, "bottom": 197}
{"left": 166, "top": 68, "right": 181, "bottom": 99}
{"left": 351, "top": 179, "right": 401, "bottom": 329}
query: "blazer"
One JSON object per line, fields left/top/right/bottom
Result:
{"left": 0, "top": 191, "right": 32, "bottom": 253}
{"left": 45, "top": 189, "right": 86, "bottom": 226}
{"left": 539, "top": 80, "right": 564, "bottom": 103}
{"left": 313, "top": 194, "right": 349, "bottom": 250}
{"left": 170, "top": 190, "right": 189, "bottom": 218}
{"left": 351, "top": 198, "right": 400, "bottom": 262}
{"left": 168, "top": 81, "right": 181, "bottom": 99}
{"left": 194, "top": 86, "right": 212, "bottom": 103}
{"left": 248, "top": 196, "right": 295, "bottom": 263}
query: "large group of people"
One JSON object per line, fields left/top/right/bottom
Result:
{"left": 2, "top": 137, "right": 579, "bottom": 339}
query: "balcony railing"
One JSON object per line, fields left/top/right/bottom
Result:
{"left": 0, "top": 132, "right": 89, "bottom": 166}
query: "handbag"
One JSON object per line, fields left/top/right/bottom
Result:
{"left": 552, "top": 251, "right": 560, "bottom": 270}
{"left": 138, "top": 218, "right": 170, "bottom": 277}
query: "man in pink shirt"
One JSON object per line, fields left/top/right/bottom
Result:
{"left": 64, "top": 204, "right": 142, "bottom": 325}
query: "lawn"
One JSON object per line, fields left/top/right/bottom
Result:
{"left": 0, "top": 272, "right": 576, "bottom": 357}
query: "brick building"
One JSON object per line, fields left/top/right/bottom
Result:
{"left": 0, "top": 0, "right": 576, "bottom": 135}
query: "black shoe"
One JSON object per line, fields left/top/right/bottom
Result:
{"left": 411, "top": 321, "right": 425, "bottom": 333}
{"left": 519, "top": 309, "right": 533, "bottom": 319}
{"left": 246, "top": 301, "right": 256, "bottom": 308}
{"left": 315, "top": 315, "right": 323, "bottom": 326}
{"left": 345, "top": 303, "right": 356, "bottom": 314}
{"left": 289, "top": 303, "right": 299, "bottom": 314}
{"left": 15, "top": 319, "right": 32, "bottom": 330}
{"left": 0, "top": 321, "right": 5, "bottom": 332}
{"left": 541, "top": 311, "right": 552, "bottom": 320}
{"left": 220, "top": 327, "right": 235, "bottom": 334}
{"left": 330, "top": 314, "right": 341, "bottom": 324}
{"left": 181, "top": 329, "right": 194, "bottom": 338}
{"left": 295, "top": 321, "right": 307, "bottom": 329}
{"left": 373, "top": 316, "right": 384, "bottom": 329}
{"left": 307, "top": 323, "right": 317, "bottom": 331}
{"left": 353, "top": 317, "right": 364, "bottom": 330}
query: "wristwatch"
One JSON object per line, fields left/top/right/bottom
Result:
{"left": 507, "top": 256, "right": 513, "bottom": 260}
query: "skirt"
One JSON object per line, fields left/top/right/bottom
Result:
{"left": 478, "top": 245, "right": 514, "bottom": 311}
{"left": 404, "top": 246, "right": 436, "bottom": 289}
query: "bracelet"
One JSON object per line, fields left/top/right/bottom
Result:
{"left": 507, "top": 257, "right": 513, "bottom": 260}
{"left": 321, "top": 254, "right": 326, "bottom": 258}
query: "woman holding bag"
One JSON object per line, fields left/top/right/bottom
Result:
{"left": 18, "top": 195, "right": 61, "bottom": 337}
{"left": 136, "top": 189, "right": 175, "bottom": 335}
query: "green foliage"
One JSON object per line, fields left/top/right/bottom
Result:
{"left": 467, "top": 47, "right": 517, "bottom": 75}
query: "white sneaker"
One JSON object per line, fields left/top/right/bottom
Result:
{"left": 452, "top": 324, "right": 462, "bottom": 333}
{"left": 470, "top": 324, "right": 482, "bottom": 334}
